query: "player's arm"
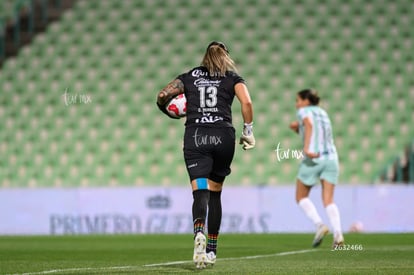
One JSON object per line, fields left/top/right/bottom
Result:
{"left": 303, "top": 117, "right": 319, "bottom": 158}
{"left": 235, "top": 83, "right": 255, "bottom": 150}
{"left": 235, "top": 82, "right": 253, "bottom": 124}
{"left": 157, "top": 79, "right": 185, "bottom": 106}
{"left": 289, "top": 121, "right": 299, "bottom": 134}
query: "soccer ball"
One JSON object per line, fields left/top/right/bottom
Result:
{"left": 165, "top": 94, "right": 187, "bottom": 118}
{"left": 349, "top": 221, "right": 364, "bottom": 232}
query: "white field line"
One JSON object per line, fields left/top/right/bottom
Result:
{"left": 143, "top": 248, "right": 316, "bottom": 267}
{"left": 7, "top": 249, "right": 316, "bottom": 275}
{"left": 8, "top": 266, "right": 137, "bottom": 275}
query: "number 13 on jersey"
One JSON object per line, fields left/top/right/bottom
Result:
{"left": 198, "top": 86, "right": 217, "bottom": 108}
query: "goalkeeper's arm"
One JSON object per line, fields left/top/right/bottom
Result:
{"left": 234, "top": 83, "right": 255, "bottom": 150}
{"left": 156, "top": 79, "right": 185, "bottom": 117}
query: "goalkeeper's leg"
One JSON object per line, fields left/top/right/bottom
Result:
{"left": 206, "top": 179, "right": 223, "bottom": 265}
{"left": 192, "top": 179, "right": 209, "bottom": 269}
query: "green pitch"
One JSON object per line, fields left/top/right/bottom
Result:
{"left": 0, "top": 233, "right": 413, "bottom": 274}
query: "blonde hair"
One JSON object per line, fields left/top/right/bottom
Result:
{"left": 201, "top": 42, "right": 237, "bottom": 77}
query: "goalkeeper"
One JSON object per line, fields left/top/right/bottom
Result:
{"left": 156, "top": 41, "right": 255, "bottom": 269}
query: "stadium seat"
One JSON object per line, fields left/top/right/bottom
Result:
{"left": 0, "top": 0, "right": 413, "bottom": 187}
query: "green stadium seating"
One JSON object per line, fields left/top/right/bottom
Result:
{"left": 0, "top": 0, "right": 413, "bottom": 187}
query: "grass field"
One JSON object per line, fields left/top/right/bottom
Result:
{"left": 0, "top": 233, "right": 413, "bottom": 274}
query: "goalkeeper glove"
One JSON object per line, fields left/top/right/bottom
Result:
{"left": 239, "top": 122, "right": 255, "bottom": 150}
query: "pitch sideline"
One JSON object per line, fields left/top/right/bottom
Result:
{"left": 143, "top": 248, "right": 316, "bottom": 267}
{"left": 8, "top": 249, "right": 316, "bottom": 275}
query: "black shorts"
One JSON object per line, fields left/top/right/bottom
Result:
{"left": 183, "top": 127, "right": 236, "bottom": 183}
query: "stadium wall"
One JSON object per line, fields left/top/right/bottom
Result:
{"left": 0, "top": 185, "right": 413, "bottom": 235}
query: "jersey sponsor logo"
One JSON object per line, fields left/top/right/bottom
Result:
{"left": 194, "top": 78, "right": 221, "bottom": 87}
{"left": 192, "top": 69, "right": 222, "bottom": 78}
{"left": 191, "top": 69, "right": 209, "bottom": 77}
{"left": 195, "top": 115, "right": 224, "bottom": 124}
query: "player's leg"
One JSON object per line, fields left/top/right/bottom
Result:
{"left": 190, "top": 178, "right": 209, "bottom": 269}
{"left": 296, "top": 178, "right": 311, "bottom": 203}
{"left": 296, "top": 160, "right": 323, "bottom": 226}
{"left": 190, "top": 178, "right": 210, "bottom": 235}
{"left": 184, "top": 127, "right": 213, "bottom": 269}
{"left": 184, "top": 128, "right": 214, "bottom": 238}
{"left": 205, "top": 127, "right": 235, "bottom": 264}
{"left": 320, "top": 160, "right": 344, "bottom": 247}
{"left": 321, "top": 178, "right": 335, "bottom": 207}
{"left": 205, "top": 178, "right": 222, "bottom": 265}
{"left": 296, "top": 160, "right": 328, "bottom": 247}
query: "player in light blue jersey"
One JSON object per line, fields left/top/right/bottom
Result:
{"left": 290, "top": 89, "right": 344, "bottom": 248}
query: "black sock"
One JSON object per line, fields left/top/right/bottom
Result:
{"left": 207, "top": 191, "right": 222, "bottom": 254}
{"left": 192, "top": 189, "right": 210, "bottom": 236}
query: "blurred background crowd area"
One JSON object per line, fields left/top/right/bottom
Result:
{"left": 0, "top": 0, "right": 413, "bottom": 188}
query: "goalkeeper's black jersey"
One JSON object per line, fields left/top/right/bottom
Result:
{"left": 177, "top": 66, "right": 245, "bottom": 128}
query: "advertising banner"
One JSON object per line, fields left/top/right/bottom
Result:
{"left": 0, "top": 185, "right": 413, "bottom": 235}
